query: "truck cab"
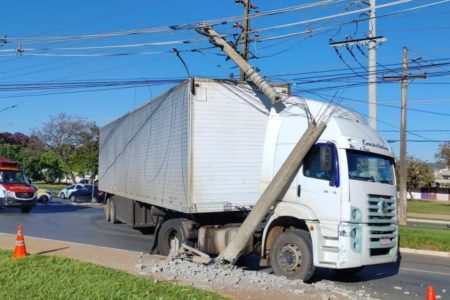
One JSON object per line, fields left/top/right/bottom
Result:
{"left": 260, "top": 101, "right": 398, "bottom": 280}
{"left": 0, "top": 158, "right": 37, "bottom": 213}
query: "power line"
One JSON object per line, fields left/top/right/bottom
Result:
{"left": 382, "top": 129, "right": 450, "bottom": 132}
{"left": 3, "top": 0, "right": 346, "bottom": 45}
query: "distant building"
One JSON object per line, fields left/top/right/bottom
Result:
{"left": 434, "top": 167, "right": 450, "bottom": 187}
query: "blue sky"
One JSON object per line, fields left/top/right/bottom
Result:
{"left": 1, "top": 0, "right": 449, "bottom": 162}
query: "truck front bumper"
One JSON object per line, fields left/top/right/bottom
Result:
{"left": 310, "top": 221, "right": 398, "bottom": 269}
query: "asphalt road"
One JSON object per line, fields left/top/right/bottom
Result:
{"left": 0, "top": 198, "right": 448, "bottom": 299}
{"left": 0, "top": 198, "right": 154, "bottom": 252}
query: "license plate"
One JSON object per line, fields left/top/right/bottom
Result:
{"left": 380, "top": 236, "right": 390, "bottom": 245}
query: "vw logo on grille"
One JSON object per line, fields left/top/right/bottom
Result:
{"left": 379, "top": 200, "right": 388, "bottom": 215}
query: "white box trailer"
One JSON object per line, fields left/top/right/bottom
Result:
{"left": 99, "top": 78, "right": 288, "bottom": 213}
{"left": 100, "top": 78, "right": 398, "bottom": 281}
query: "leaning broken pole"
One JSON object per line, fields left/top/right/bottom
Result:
{"left": 197, "top": 26, "right": 327, "bottom": 264}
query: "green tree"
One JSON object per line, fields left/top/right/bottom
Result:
{"left": 396, "top": 156, "right": 434, "bottom": 199}
{"left": 0, "top": 143, "right": 26, "bottom": 170}
{"left": 35, "top": 114, "right": 98, "bottom": 183}
{"left": 435, "top": 142, "right": 450, "bottom": 167}
{"left": 0, "top": 132, "right": 65, "bottom": 183}
{"left": 70, "top": 124, "right": 99, "bottom": 182}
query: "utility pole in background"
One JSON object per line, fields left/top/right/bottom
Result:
{"left": 383, "top": 47, "right": 426, "bottom": 225}
{"left": 237, "top": 0, "right": 252, "bottom": 81}
{"left": 329, "top": 0, "right": 385, "bottom": 129}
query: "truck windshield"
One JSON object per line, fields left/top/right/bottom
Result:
{"left": 0, "top": 171, "right": 29, "bottom": 184}
{"left": 347, "top": 150, "right": 394, "bottom": 184}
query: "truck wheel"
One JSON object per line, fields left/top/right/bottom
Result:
{"left": 110, "top": 198, "right": 118, "bottom": 224}
{"left": 20, "top": 207, "right": 32, "bottom": 213}
{"left": 59, "top": 193, "right": 66, "bottom": 199}
{"left": 70, "top": 195, "right": 77, "bottom": 202}
{"left": 270, "top": 229, "right": 315, "bottom": 282}
{"left": 157, "top": 219, "right": 191, "bottom": 256}
{"left": 104, "top": 198, "right": 111, "bottom": 222}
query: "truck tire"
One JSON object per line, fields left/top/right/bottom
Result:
{"left": 157, "top": 218, "right": 192, "bottom": 256}
{"left": 109, "top": 198, "right": 118, "bottom": 224}
{"left": 20, "top": 207, "right": 32, "bottom": 213}
{"left": 70, "top": 194, "right": 77, "bottom": 202}
{"left": 59, "top": 192, "right": 66, "bottom": 199}
{"left": 270, "top": 229, "right": 315, "bottom": 282}
{"left": 104, "top": 198, "right": 111, "bottom": 222}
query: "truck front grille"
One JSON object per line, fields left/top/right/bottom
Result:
{"left": 367, "top": 195, "right": 397, "bottom": 256}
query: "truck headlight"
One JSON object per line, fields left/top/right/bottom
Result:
{"left": 351, "top": 206, "right": 362, "bottom": 222}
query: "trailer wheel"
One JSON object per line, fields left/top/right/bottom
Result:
{"left": 104, "top": 198, "right": 111, "bottom": 222}
{"left": 157, "top": 219, "right": 192, "bottom": 256}
{"left": 110, "top": 198, "right": 118, "bottom": 224}
{"left": 270, "top": 229, "right": 315, "bottom": 282}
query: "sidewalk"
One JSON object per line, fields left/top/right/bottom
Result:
{"left": 0, "top": 233, "right": 156, "bottom": 275}
{"left": 407, "top": 212, "right": 450, "bottom": 222}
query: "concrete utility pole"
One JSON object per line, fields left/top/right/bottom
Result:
{"left": 329, "top": 0, "right": 385, "bottom": 129}
{"left": 383, "top": 47, "right": 426, "bottom": 226}
{"left": 367, "top": 0, "right": 377, "bottom": 129}
{"left": 198, "top": 26, "right": 281, "bottom": 103}
{"left": 197, "top": 25, "right": 327, "bottom": 264}
{"left": 239, "top": 0, "right": 251, "bottom": 81}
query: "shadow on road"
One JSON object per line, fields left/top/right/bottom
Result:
{"left": 312, "top": 252, "right": 402, "bottom": 283}
{"left": 233, "top": 251, "right": 402, "bottom": 284}
{"left": 37, "top": 247, "right": 70, "bottom": 255}
{"left": 0, "top": 203, "right": 91, "bottom": 214}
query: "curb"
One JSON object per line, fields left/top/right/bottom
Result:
{"left": 407, "top": 218, "right": 450, "bottom": 225}
{"left": 0, "top": 233, "right": 143, "bottom": 255}
{"left": 400, "top": 247, "right": 450, "bottom": 258}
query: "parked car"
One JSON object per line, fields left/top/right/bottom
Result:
{"left": 68, "top": 184, "right": 98, "bottom": 202}
{"left": 32, "top": 185, "right": 52, "bottom": 203}
{"left": 59, "top": 184, "right": 87, "bottom": 199}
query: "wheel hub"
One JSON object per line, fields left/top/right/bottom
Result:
{"left": 278, "top": 243, "right": 302, "bottom": 271}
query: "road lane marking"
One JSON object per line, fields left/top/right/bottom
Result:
{"left": 401, "top": 267, "right": 450, "bottom": 276}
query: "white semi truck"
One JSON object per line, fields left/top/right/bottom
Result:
{"left": 99, "top": 78, "right": 398, "bottom": 281}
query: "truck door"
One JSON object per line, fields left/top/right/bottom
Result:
{"left": 297, "top": 143, "right": 340, "bottom": 223}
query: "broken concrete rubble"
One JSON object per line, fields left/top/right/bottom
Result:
{"left": 135, "top": 251, "right": 376, "bottom": 300}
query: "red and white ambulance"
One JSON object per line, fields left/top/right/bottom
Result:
{"left": 0, "top": 158, "right": 36, "bottom": 213}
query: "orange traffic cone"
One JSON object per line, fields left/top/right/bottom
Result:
{"left": 12, "top": 225, "right": 28, "bottom": 259}
{"left": 426, "top": 285, "right": 436, "bottom": 300}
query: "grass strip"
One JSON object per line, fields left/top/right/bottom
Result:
{"left": 407, "top": 200, "right": 450, "bottom": 216}
{"left": 400, "top": 226, "right": 450, "bottom": 252}
{"left": 0, "top": 250, "right": 226, "bottom": 300}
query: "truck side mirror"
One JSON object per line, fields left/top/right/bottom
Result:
{"left": 320, "top": 146, "right": 332, "bottom": 172}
